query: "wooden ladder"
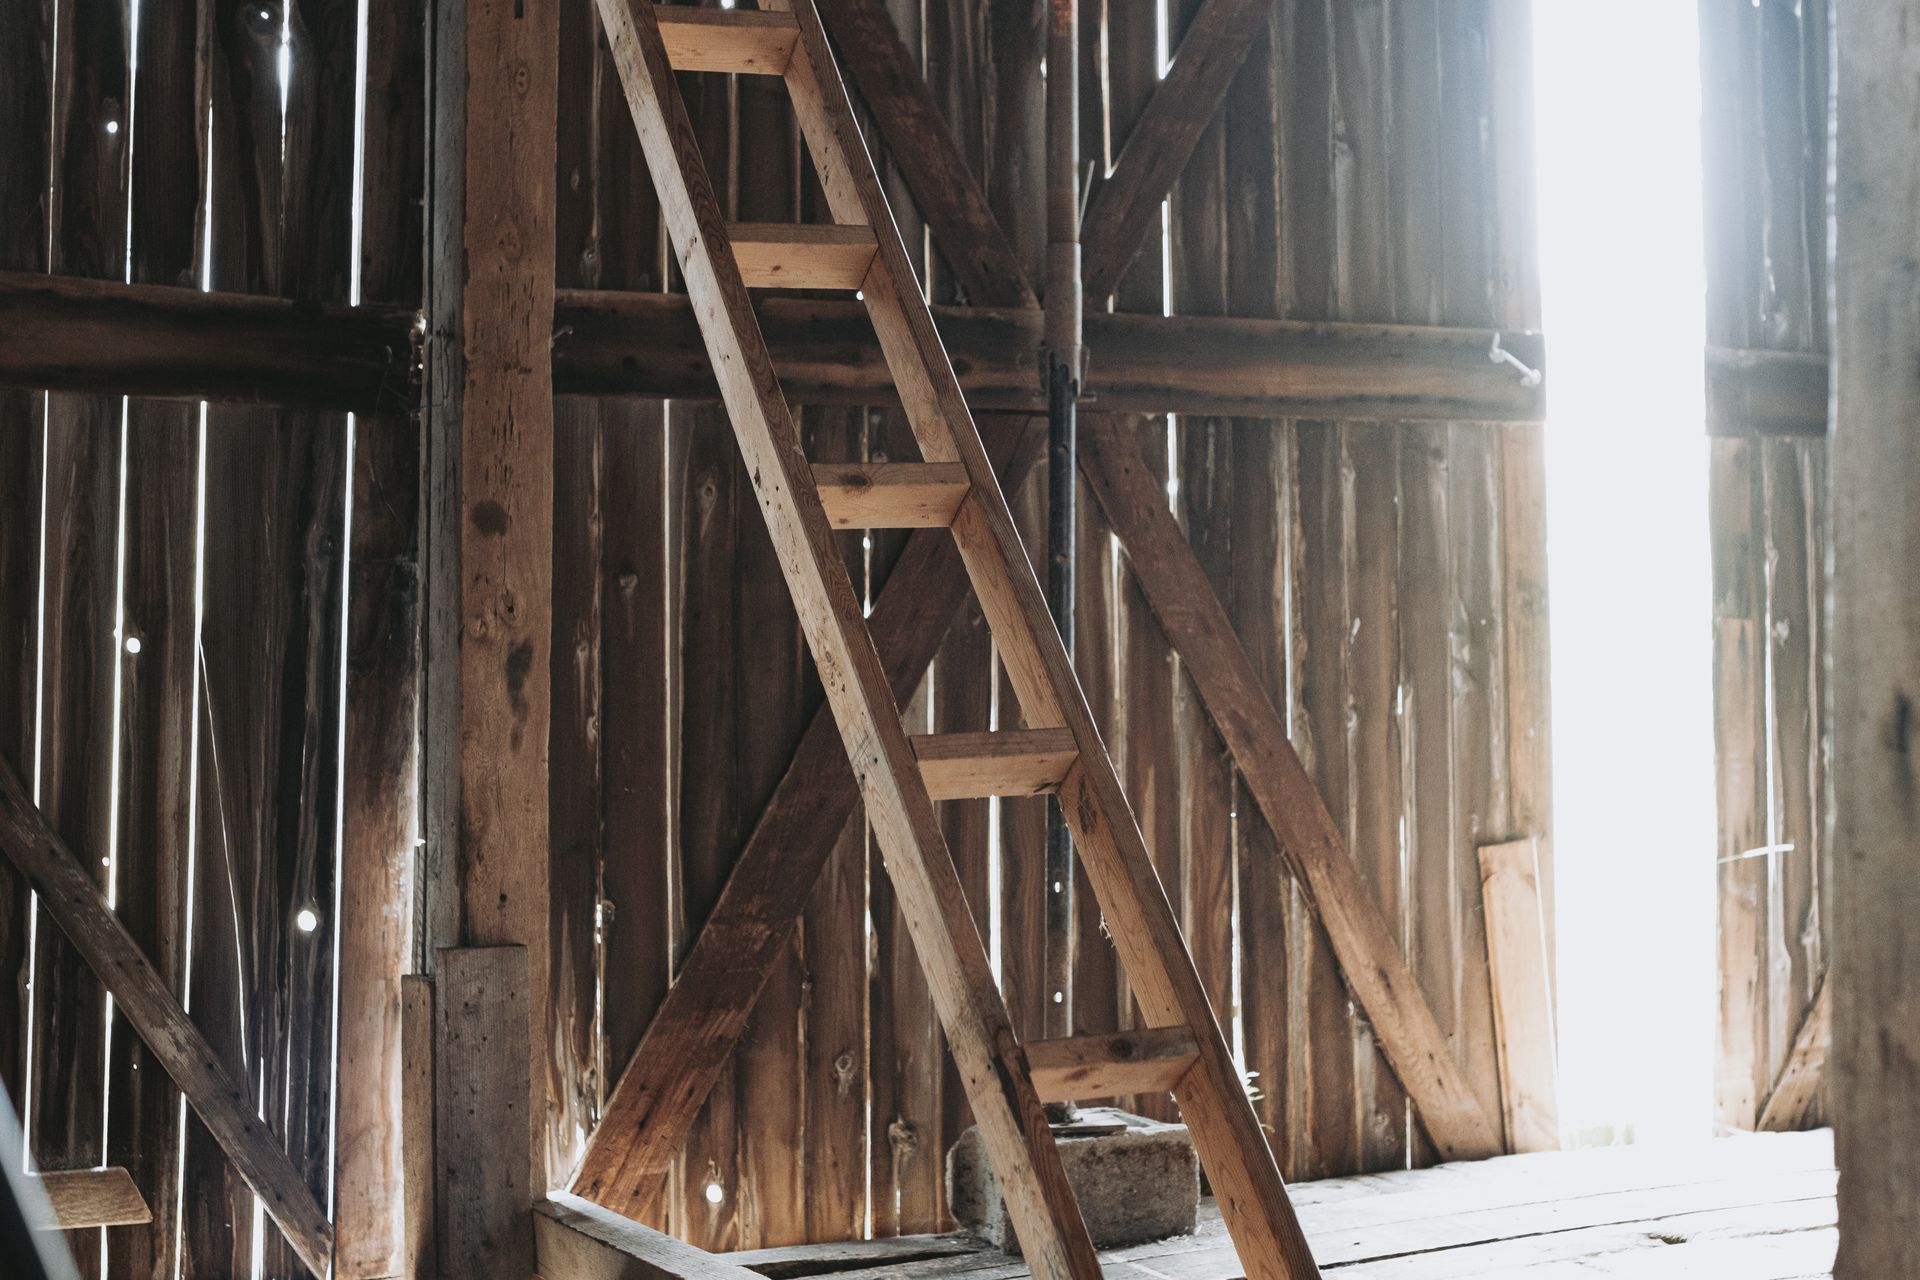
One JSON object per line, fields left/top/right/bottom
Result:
{"left": 593, "top": 2, "right": 1322, "bottom": 1275}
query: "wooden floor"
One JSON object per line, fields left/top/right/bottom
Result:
{"left": 723, "top": 1130, "right": 1837, "bottom": 1278}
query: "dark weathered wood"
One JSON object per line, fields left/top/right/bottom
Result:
{"left": 554, "top": 292, "right": 1548, "bottom": 422}
{"left": 812, "top": 0, "right": 1036, "bottom": 307}
{"left": 1706, "top": 347, "right": 1826, "bottom": 438}
{"left": 423, "top": 0, "right": 559, "bottom": 1206}
{"left": 0, "top": 272, "right": 418, "bottom": 411}
{"left": 1080, "top": 0, "right": 1275, "bottom": 301}
{"left": 1832, "top": 4, "right": 1920, "bottom": 1270}
{"left": 0, "top": 273, "right": 1545, "bottom": 423}
{"left": 434, "top": 947, "right": 533, "bottom": 1280}
{"left": 0, "top": 756, "right": 333, "bottom": 1275}
{"left": 1081, "top": 420, "right": 1501, "bottom": 1163}
{"left": 569, "top": 420, "right": 1040, "bottom": 1211}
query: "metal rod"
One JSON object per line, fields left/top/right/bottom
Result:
{"left": 1042, "top": 0, "right": 1082, "bottom": 1100}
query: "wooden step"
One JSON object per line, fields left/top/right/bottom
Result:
{"left": 1026, "top": 1026, "right": 1202, "bottom": 1103}
{"left": 655, "top": 7, "right": 799, "bottom": 75}
{"left": 910, "top": 728, "right": 1077, "bottom": 800}
{"left": 729, "top": 223, "right": 877, "bottom": 290}
{"left": 813, "top": 462, "right": 970, "bottom": 528}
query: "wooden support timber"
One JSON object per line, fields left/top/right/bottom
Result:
{"left": 1478, "top": 839, "right": 1560, "bottom": 1153}
{"left": 0, "top": 756, "right": 333, "bottom": 1275}
{"left": 0, "top": 272, "right": 1546, "bottom": 424}
{"left": 537, "top": 1193, "right": 766, "bottom": 1280}
{"left": 1079, "top": 419, "right": 1503, "bottom": 1162}
{"left": 1758, "top": 972, "right": 1829, "bottom": 1133}
{"left": 1079, "top": 0, "right": 1277, "bottom": 301}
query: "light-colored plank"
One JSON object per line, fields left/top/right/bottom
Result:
{"left": 537, "top": 1193, "right": 766, "bottom": 1279}
{"left": 587, "top": 3, "right": 1099, "bottom": 1273}
{"left": 813, "top": 461, "right": 969, "bottom": 528}
{"left": 656, "top": 6, "right": 798, "bottom": 75}
{"left": 911, "top": 729, "right": 1078, "bottom": 800}
{"left": 0, "top": 756, "right": 332, "bottom": 1274}
{"left": 434, "top": 947, "right": 531, "bottom": 1280}
{"left": 1832, "top": 5, "right": 1920, "bottom": 1274}
{"left": 729, "top": 222, "right": 877, "bottom": 290}
{"left": 1080, "top": 417, "right": 1503, "bottom": 1166}
{"left": 1479, "top": 838, "right": 1560, "bottom": 1153}
{"left": 1026, "top": 1028, "right": 1199, "bottom": 1103}
{"left": 1759, "top": 971, "right": 1830, "bottom": 1133}
{"left": 778, "top": 5, "right": 1322, "bottom": 1274}
{"left": 30, "top": 1167, "right": 151, "bottom": 1230}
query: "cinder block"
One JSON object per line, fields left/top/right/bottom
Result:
{"left": 946, "top": 1107, "right": 1200, "bottom": 1253}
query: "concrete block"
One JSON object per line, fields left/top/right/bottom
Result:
{"left": 946, "top": 1108, "right": 1200, "bottom": 1253}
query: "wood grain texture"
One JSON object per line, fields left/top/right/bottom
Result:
{"left": 656, "top": 7, "right": 800, "bottom": 75}
{"left": 1758, "top": 972, "right": 1828, "bottom": 1134}
{"left": 31, "top": 1167, "right": 151, "bottom": 1231}
{"left": 0, "top": 756, "right": 333, "bottom": 1275}
{"left": 434, "top": 947, "right": 533, "bottom": 1280}
{"left": 1477, "top": 839, "right": 1558, "bottom": 1153}
{"left": 1025, "top": 1028, "right": 1199, "bottom": 1104}
{"left": 1081, "top": 420, "right": 1501, "bottom": 1164}
{"left": 1831, "top": 6, "right": 1920, "bottom": 1270}
{"left": 538, "top": 1192, "right": 767, "bottom": 1279}
{"left": 424, "top": 0, "right": 560, "bottom": 1199}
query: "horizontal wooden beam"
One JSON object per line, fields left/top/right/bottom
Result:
{"left": 0, "top": 270, "right": 417, "bottom": 413}
{"left": 813, "top": 461, "right": 970, "bottom": 528}
{"left": 30, "top": 1167, "right": 151, "bottom": 1230}
{"left": 1026, "top": 1027, "right": 1200, "bottom": 1103}
{"left": 0, "top": 754, "right": 333, "bottom": 1275}
{"left": 910, "top": 728, "right": 1078, "bottom": 800}
{"left": 536, "top": 1193, "right": 763, "bottom": 1279}
{"left": 1706, "top": 346, "right": 1827, "bottom": 437}
{"left": 0, "top": 272, "right": 1547, "bottom": 424}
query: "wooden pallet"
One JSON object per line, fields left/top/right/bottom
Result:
{"left": 578, "top": 2, "right": 1324, "bottom": 1275}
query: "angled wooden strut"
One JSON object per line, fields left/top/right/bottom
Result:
{"left": 0, "top": 756, "right": 332, "bottom": 1276}
{"left": 578, "top": 2, "right": 1321, "bottom": 1276}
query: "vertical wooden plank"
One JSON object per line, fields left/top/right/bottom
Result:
{"left": 1477, "top": 838, "right": 1558, "bottom": 1153}
{"left": 33, "top": 16, "right": 129, "bottom": 1278}
{"left": 0, "top": 0, "right": 50, "bottom": 1136}
{"left": 424, "top": 0, "right": 560, "bottom": 1217}
{"left": 334, "top": 0, "right": 427, "bottom": 1270}
{"left": 401, "top": 976, "right": 436, "bottom": 1279}
{"left": 434, "top": 946, "right": 532, "bottom": 1280}
{"left": 1831, "top": 3, "right": 1920, "bottom": 1268}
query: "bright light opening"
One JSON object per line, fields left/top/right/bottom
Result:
{"left": 1535, "top": 3, "right": 1716, "bottom": 1146}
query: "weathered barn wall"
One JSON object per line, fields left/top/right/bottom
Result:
{"left": 0, "top": 0, "right": 1546, "bottom": 1269}
{"left": 544, "top": 0, "right": 1546, "bottom": 1251}
{"left": 1699, "top": 0, "right": 1831, "bottom": 1135}
{"left": 0, "top": 0, "right": 423, "bottom": 1276}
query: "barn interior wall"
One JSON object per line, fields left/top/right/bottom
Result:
{"left": 0, "top": 0, "right": 1548, "bottom": 1268}
{"left": 1699, "top": 0, "right": 1831, "bottom": 1137}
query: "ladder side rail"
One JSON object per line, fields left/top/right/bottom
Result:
{"left": 780, "top": 6, "right": 1322, "bottom": 1275}
{"left": 592, "top": 5, "right": 1100, "bottom": 1276}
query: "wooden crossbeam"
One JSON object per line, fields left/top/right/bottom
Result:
{"left": 1079, "top": 419, "right": 1502, "bottom": 1163}
{"left": 811, "top": 0, "right": 1035, "bottom": 307}
{"left": 0, "top": 272, "right": 1547, "bottom": 424}
{"left": 0, "top": 756, "right": 333, "bottom": 1275}
{"left": 1758, "top": 972, "right": 1830, "bottom": 1133}
{"left": 1027, "top": 1027, "right": 1200, "bottom": 1103}
{"left": 1081, "top": 0, "right": 1276, "bottom": 300}
{"left": 29, "top": 1168, "right": 151, "bottom": 1231}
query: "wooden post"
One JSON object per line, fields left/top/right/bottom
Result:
{"left": 434, "top": 947, "right": 532, "bottom": 1280}
{"left": 1831, "top": 3, "right": 1920, "bottom": 1270}
{"left": 424, "top": 0, "right": 560, "bottom": 1221}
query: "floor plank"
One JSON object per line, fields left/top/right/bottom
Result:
{"left": 716, "top": 1131, "right": 1838, "bottom": 1279}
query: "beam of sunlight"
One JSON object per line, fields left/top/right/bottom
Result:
{"left": 1534, "top": 2, "right": 1716, "bottom": 1147}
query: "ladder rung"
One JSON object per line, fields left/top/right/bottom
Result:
{"left": 655, "top": 7, "right": 799, "bottom": 75}
{"left": 729, "top": 222, "right": 877, "bottom": 290}
{"left": 813, "top": 462, "right": 970, "bottom": 528}
{"left": 911, "top": 729, "right": 1077, "bottom": 801}
{"left": 1026, "top": 1027, "right": 1201, "bottom": 1103}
